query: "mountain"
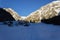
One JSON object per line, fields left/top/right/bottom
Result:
{"left": 0, "top": 8, "right": 29, "bottom": 26}
{"left": 3, "top": 8, "right": 21, "bottom": 21}
{"left": 0, "top": 1, "right": 60, "bottom": 25}
{"left": 26, "top": 1, "right": 60, "bottom": 24}
{"left": 0, "top": 8, "right": 22, "bottom": 21}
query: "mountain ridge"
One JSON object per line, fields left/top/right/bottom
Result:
{"left": 0, "top": 1, "right": 60, "bottom": 24}
{"left": 25, "top": 1, "right": 60, "bottom": 23}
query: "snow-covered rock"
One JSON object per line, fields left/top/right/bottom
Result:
{"left": 26, "top": 1, "right": 60, "bottom": 23}
{"left": 3, "top": 8, "right": 21, "bottom": 21}
{"left": 0, "top": 1, "right": 60, "bottom": 24}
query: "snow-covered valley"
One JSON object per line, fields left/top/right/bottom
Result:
{"left": 0, "top": 22, "right": 60, "bottom": 40}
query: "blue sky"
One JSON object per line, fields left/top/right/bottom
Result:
{"left": 0, "top": 0, "right": 55, "bottom": 16}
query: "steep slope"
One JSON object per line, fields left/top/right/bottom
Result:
{"left": 0, "top": 8, "right": 16, "bottom": 21}
{"left": 26, "top": 1, "right": 60, "bottom": 23}
{"left": 3, "top": 8, "right": 21, "bottom": 21}
{"left": 0, "top": 8, "right": 28, "bottom": 22}
{"left": 25, "top": 10, "right": 41, "bottom": 23}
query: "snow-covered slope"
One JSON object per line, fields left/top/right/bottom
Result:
{"left": 3, "top": 8, "right": 21, "bottom": 21}
{"left": 0, "top": 22, "right": 60, "bottom": 40}
{"left": 26, "top": 1, "right": 60, "bottom": 23}
{"left": 0, "top": 1, "right": 60, "bottom": 24}
{"left": 0, "top": 8, "right": 27, "bottom": 21}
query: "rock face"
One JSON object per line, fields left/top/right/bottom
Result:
{"left": 0, "top": 8, "right": 21, "bottom": 22}
{"left": 25, "top": 1, "right": 60, "bottom": 24}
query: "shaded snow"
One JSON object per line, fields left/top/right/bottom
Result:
{"left": 0, "top": 22, "right": 60, "bottom": 40}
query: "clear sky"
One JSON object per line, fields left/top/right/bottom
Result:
{"left": 0, "top": 0, "right": 55, "bottom": 16}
